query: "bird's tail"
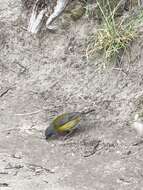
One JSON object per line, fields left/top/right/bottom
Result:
{"left": 81, "top": 109, "right": 95, "bottom": 115}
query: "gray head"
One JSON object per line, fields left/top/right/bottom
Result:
{"left": 45, "top": 125, "right": 54, "bottom": 140}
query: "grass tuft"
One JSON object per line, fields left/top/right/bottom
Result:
{"left": 86, "top": 0, "right": 142, "bottom": 63}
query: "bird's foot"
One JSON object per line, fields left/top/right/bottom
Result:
{"left": 63, "top": 128, "right": 79, "bottom": 140}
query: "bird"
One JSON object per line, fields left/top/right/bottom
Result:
{"left": 45, "top": 109, "right": 95, "bottom": 139}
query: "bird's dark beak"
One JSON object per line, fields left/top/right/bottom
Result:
{"left": 45, "top": 132, "right": 54, "bottom": 140}
{"left": 45, "top": 135, "right": 51, "bottom": 140}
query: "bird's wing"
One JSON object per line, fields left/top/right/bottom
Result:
{"left": 56, "top": 116, "right": 81, "bottom": 132}
{"left": 53, "top": 112, "right": 81, "bottom": 129}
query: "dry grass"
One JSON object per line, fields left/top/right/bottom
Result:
{"left": 86, "top": 0, "right": 142, "bottom": 62}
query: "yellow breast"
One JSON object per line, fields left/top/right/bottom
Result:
{"left": 56, "top": 116, "right": 81, "bottom": 132}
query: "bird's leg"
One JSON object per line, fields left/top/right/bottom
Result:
{"left": 63, "top": 124, "right": 80, "bottom": 140}
{"left": 63, "top": 130, "right": 75, "bottom": 140}
{"left": 46, "top": 0, "right": 70, "bottom": 30}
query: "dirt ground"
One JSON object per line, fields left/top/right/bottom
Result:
{"left": 1, "top": 0, "right": 143, "bottom": 189}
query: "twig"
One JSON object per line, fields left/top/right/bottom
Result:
{"left": 82, "top": 109, "right": 96, "bottom": 115}
{"left": 0, "top": 183, "right": 9, "bottom": 187}
{"left": 26, "top": 163, "right": 54, "bottom": 174}
{"left": 15, "top": 62, "right": 28, "bottom": 73}
{"left": 20, "top": 26, "right": 28, "bottom": 31}
{"left": 119, "top": 178, "right": 130, "bottom": 184}
{"left": 13, "top": 171, "right": 19, "bottom": 176}
{"left": 0, "top": 128, "right": 19, "bottom": 132}
{"left": 0, "top": 88, "right": 12, "bottom": 98}
{"left": 46, "top": 0, "right": 69, "bottom": 29}
{"left": 113, "top": 67, "right": 129, "bottom": 75}
{"left": 15, "top": 106, "right": 58, "bottom": 116}
{"left": 132, "top": 140, "right": 143, "bottom": 146}
{"left": 28, "top": 0, "right": 47, "bottom": 34}
{"left": 15, "top": 110, "right": 42, "bottom": 116}
{"left": 43, "top": 180, "right": 49, "bottom": 184}
{"left": 0, "top": 171, "right": 8, "bottom": 175}
{"left": 83, "top": 140, "right": 100, "bottom": 157}
{"left": 5, "top": 164, "right": 23, "bottom": 170}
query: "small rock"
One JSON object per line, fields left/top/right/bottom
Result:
{"left": 12, "top": 152, "right": 22, "bottom": 159}
{"left": 133, "top": 114, "right": 143, "bottom": 136}
{"left": 0, "top": 183, "right": 9, "bottom": 187}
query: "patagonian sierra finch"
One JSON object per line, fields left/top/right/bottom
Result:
{"left": 45, "top": 109, "right": 95, "bottom": 139}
